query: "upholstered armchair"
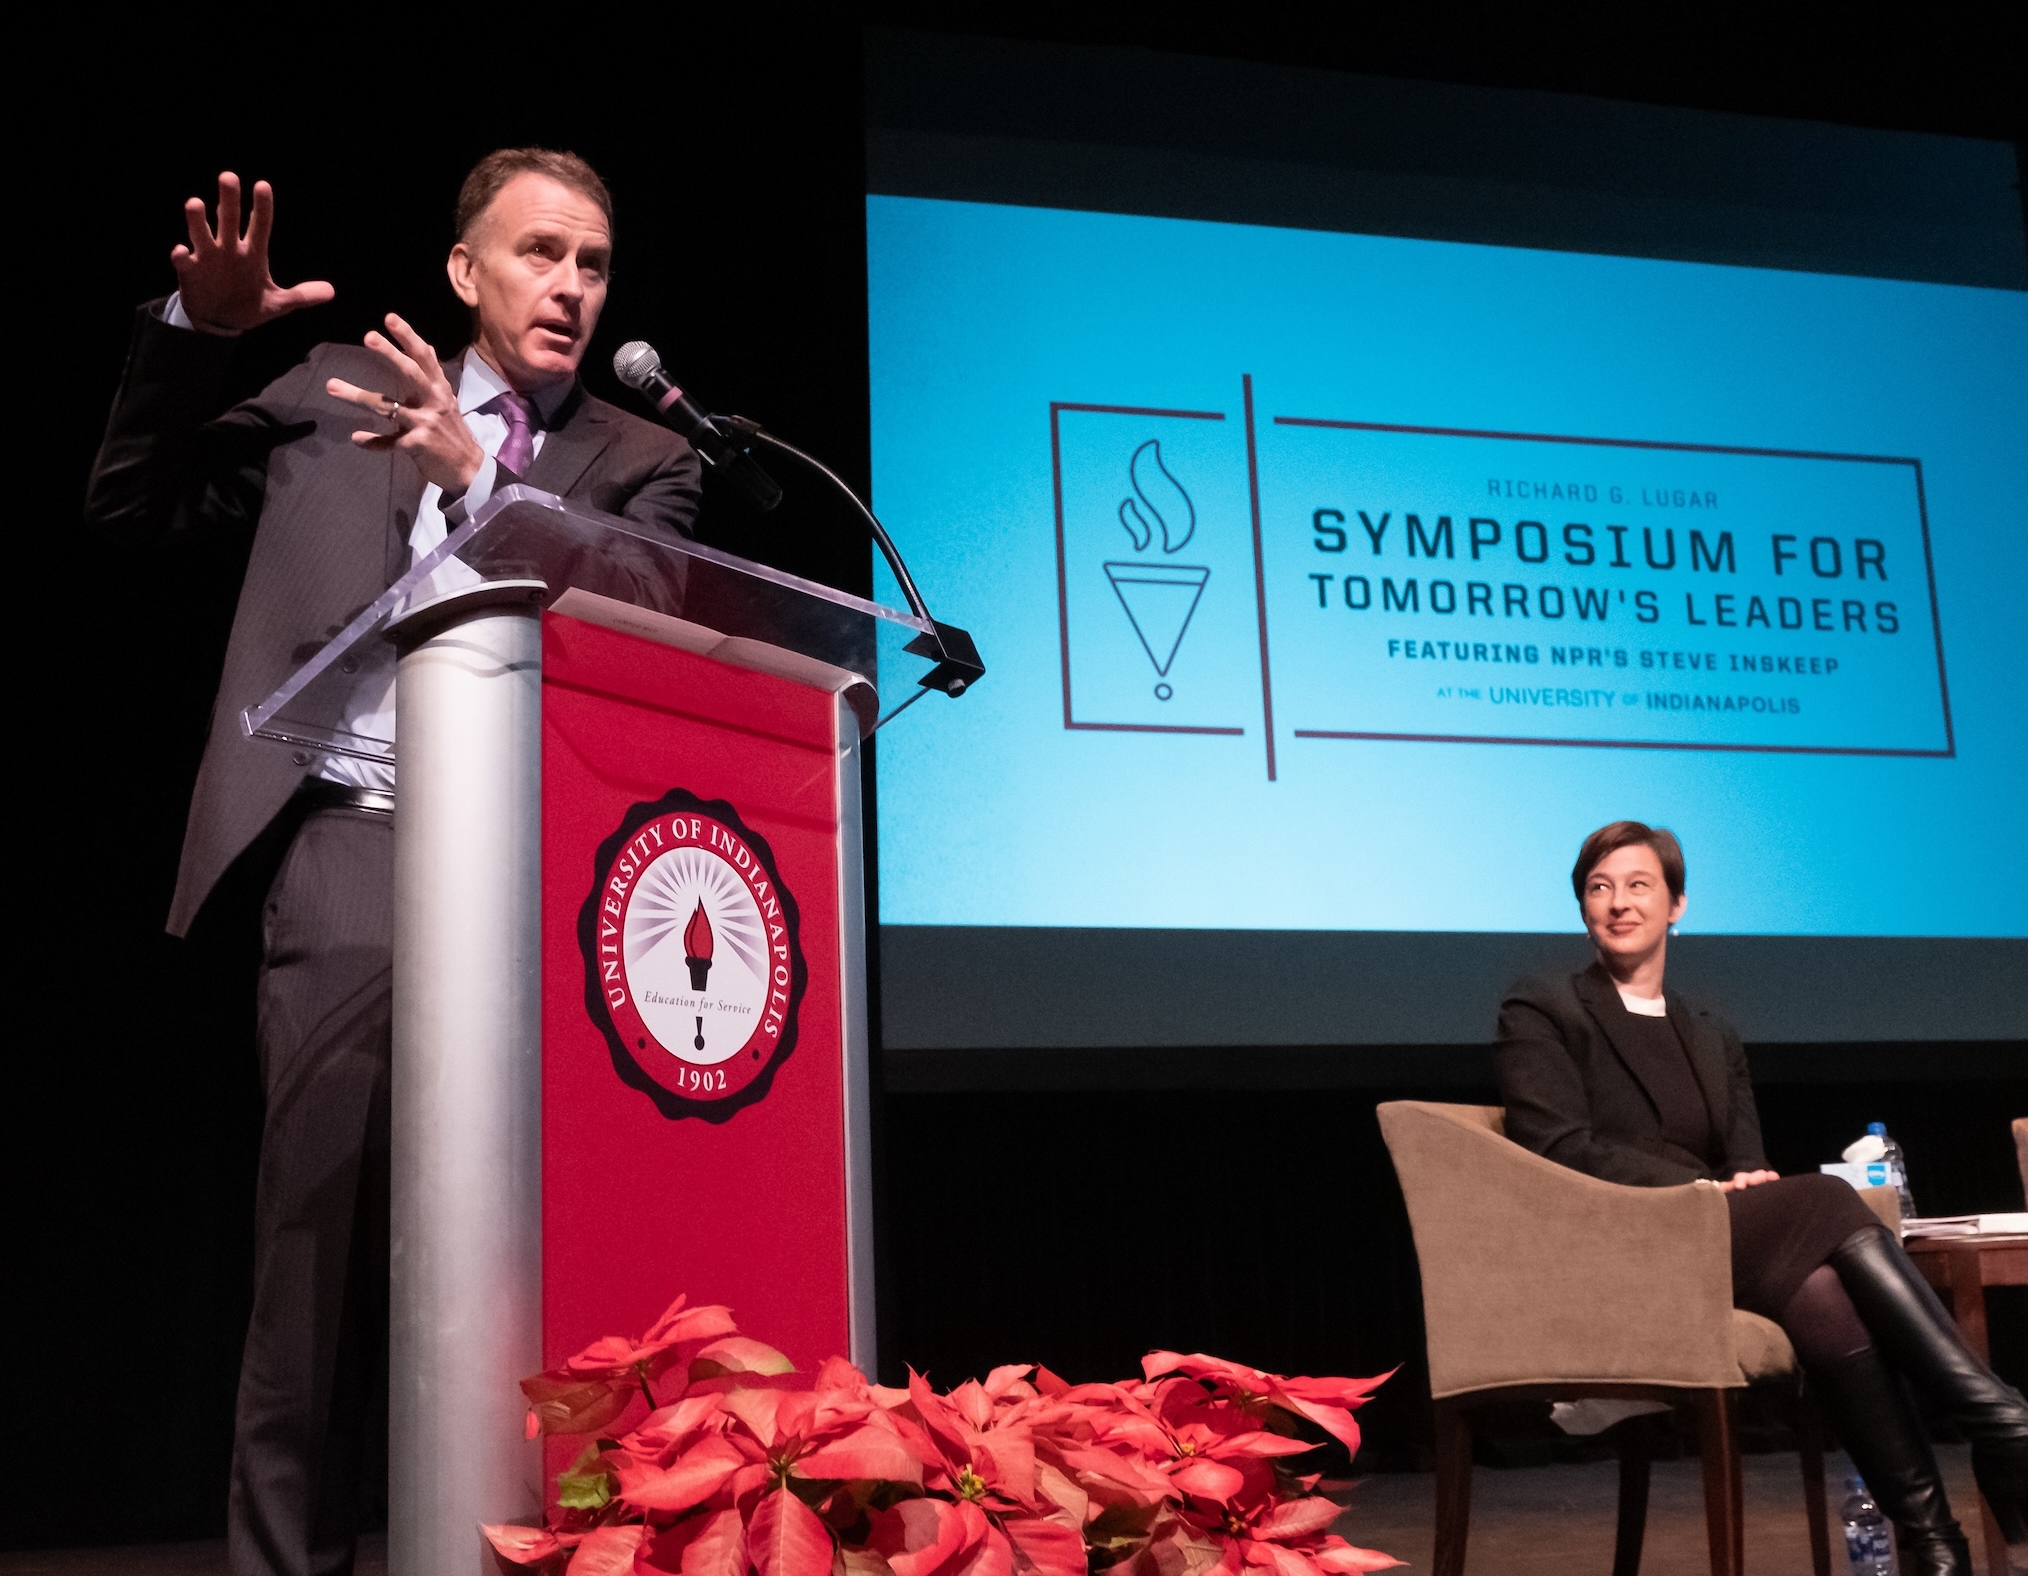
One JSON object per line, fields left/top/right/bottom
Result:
{"left": 1377, "top": 1100, "right": 1854, "bottom": 1576}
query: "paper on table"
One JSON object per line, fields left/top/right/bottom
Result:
{"left": 1901, "top": 1212, "right": 2028, "bottom": 1238}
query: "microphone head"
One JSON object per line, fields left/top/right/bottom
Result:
{"left": 613, "top": 340, "right": 664, "bottom": 390}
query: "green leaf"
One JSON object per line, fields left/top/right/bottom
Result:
{"left": 557, "top": 1467, "right": 615, "bottom": 1511}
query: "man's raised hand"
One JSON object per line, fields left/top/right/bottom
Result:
{"left": 326, "top": 315, "right": 486, "bottom": 496}
{"left": 172, "top": 172, "right": 335, "bottom": 336}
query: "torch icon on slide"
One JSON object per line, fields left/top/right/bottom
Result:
{"left": 683, "top": 900, "right": 714, "bottom": 992}
{"left": 1104, "top": 439, "right": 1210, "bottom": 702}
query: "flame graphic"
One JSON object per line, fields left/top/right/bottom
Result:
{"left": 1117, "top": 439, "right": 1196, "bottom": 555}
{"left": 683, "top": 900, "right": 714, "bottom": 961}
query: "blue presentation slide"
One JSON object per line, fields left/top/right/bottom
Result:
{"left": 866, "top": 196, "right": 2028, "bottom": 938}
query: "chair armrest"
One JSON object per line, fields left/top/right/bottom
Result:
{"left": 1378, "top": 1101, "right": 1742, "bottom": 1398}
{"left": 1858, "top": 1184, "right": 1901, "bottom": 1234}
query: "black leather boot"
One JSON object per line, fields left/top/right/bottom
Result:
{"left": 1809, "top": 1347, "right": 1973, "bottom": 1575}
{"left": 1831, "top": 1225, "right": 2028, "bottom": 1549}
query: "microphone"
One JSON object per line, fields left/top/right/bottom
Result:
{"left": 613, "top": 341, "right": 783, "bottom": 510}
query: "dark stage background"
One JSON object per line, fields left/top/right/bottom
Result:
{"left": 12, "top": 8, "right": 2024, "bottom": 1548}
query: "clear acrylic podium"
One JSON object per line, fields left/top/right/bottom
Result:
{"left": 245, "top": 486, "right": 947, "bottom": 1576}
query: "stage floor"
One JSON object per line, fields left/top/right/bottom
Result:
{"left": 0, "top": 1444, "right": 1982, "bottom": 1576}
{"left": 1339, "top": 1443, "right": 1981, "bottom": 1574}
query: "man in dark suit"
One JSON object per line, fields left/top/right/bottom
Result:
{"left": 86, "top": 151, "right": 700, "bottom": 1576}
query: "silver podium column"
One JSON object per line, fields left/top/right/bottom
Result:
{"left": 388, "top": 583, "right": 546, "bottom": 1576}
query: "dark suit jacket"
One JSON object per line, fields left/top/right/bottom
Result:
{"left": 86, "top": 302, "right": 702, "bottom": 934}
{"left": 1495, "top": 961, "right": 1769, "bottom": 1187}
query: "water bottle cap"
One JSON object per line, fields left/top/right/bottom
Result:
{"left": 1867, "top": 1122, "right": 1886, "bottom": 1136}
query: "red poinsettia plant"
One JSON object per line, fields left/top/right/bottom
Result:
{"left": 485, "top": 1293, "right": 1399, "bottom": 1576}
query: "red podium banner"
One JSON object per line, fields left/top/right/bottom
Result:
{"left": 540, "top": 611, "right": 854, "bottom": 1405}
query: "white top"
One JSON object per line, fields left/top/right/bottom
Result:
{"left": 1617, "top": 986, "right": 1669, "bottom": 1017}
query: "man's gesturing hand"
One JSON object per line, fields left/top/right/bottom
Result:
{"left": 327, "top": 315, "right": 486, "bottom": 496}
{"left": 173, "top": 173, "right": 335, "bottom": 336}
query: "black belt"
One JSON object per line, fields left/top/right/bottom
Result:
{"left": 295, "top": 778, "right": 395, "bottom": 816}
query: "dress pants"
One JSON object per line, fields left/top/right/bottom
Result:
{"left": 229, "top": 806, "right": 393, "bottom": 1576}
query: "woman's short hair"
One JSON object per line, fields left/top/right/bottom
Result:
{"left": 1572, "top": 821, "right": 1685, "bottom": 902}
{"left": 455, "top": 148, "right": 613, "bottom": 243}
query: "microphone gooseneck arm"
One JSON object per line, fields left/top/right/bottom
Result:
{"left": 719, "top": 417, "right": 984, "bottom": 699}
{"left": 720, "top": 420, "right": 926, "bottom": 622}
{"left": 607, "top": 339, "right": 982, "bottom": 700}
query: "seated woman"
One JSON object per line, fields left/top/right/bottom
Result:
{"left": 1496, "top": 820, "right": 2025, "bottom": 1576}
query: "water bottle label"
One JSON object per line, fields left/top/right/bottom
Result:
{"left": 1866, "top": 1162, "right": 1888, "bottom": 1186}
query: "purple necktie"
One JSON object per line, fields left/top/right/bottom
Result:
{"left": 484, "top": 391, "right": 537, "bottom": 477}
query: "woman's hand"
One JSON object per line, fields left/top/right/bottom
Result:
{"left": 1718, "top": 1169, "right": 1781, "bottom": 1192}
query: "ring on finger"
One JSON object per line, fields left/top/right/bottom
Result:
{"left": 382, "top": 396, "right": 404, "bottom": 420}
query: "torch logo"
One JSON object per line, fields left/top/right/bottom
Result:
{"left": 683, "top": 900, "right": 714, "bottom": 993}
{"left": 579, "top": 788, "right": 805, "bottom": 1123}
{"left": 1104, "top": 439, "right": 1210, "bottom": 703}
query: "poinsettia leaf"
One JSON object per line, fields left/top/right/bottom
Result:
{"left": 1310, "top": 1537, "right": 1401, "bottom": 1573}
{"left": 1277, "top": 1375, "right": 1391, "bottom": 1408}
{"left": 1251, "top": 1499, "right": 1342, "bottom": 1542}
{"left": 521, "top": 1373, "right": 637, "bottom": 1437}
{"left": 1031, "top": 1463, "right": 1088, "bottom": 1528}
{"left": 836, "top": 1546, "right": 898, "bottom": 1576}
{"left": 870, "top": 1498, "right": 966, "bottom": 1576}
{"left": 679, "top": 1512, "right": 751, "bottom": 1576}
{"left": 906, "top": 1373, "right": 974, "bottom": 1470}
{"left": 637, "top": 1507, "right": 748, "bottom": 1576}
{"left": 1258, "top": 1542, "right": 1327, "bottom": 1576}
{"left": 626, "top": 1394, "right": 730, "bottom": 1461}
{"left": 1056, "top": 1445, "right": 1174, "bottom": 1502}
{"left": 1268, "top": 1399, "right": 1360, "bottom": 1458}
{"left": 484, "top": 1523, "right": 567, "bottom": 1569}
{"left": 950, "top": 1521, "right": 1012, "bottom": 1576}
{"left": 796, "top": 1424, "right": 926, "bottom": 1485}
{"left": 691, "top": 1337, "right": 797, "bottom": 1380}
{"left": 945, "top": 1381, "right": 993, "bottom": 1431}
{"left": 1168, "top": 1460, "right": 1245, "bottom": 1504}
{"left": 751, "top": 1485, "right": 836, "bottom": 1576}
{"left": 1139, "top": 1352, "right": 1229, "bottom": 1386}
{"left": 1003, "top": 1517, "right": 1086, "bottom": 1576}
{"left": 1032, "top": 1368, "right": 1072, "bottom": 1399}
{"left": 616, "top": 1437, "right": 749, "bottom": 1513}
{"left": 976, "top": 1434, "right": 1037, "bottom": 1508}
{"left": 728, "top": 1462, "right": 775, "bottom": 1502}
{"left": 722, "top": 1386, "right": 791, "bottom": 1446}
{"left": 566, "top": 1525, "right": 649, "bottom": 1576}
{"left": 982, "top": 1365, "right": 1037, "bottom": 1399}
{"left": 1204, "top": 1432, "right": 1316, "bottom": 1461}
{"left": 1141, "top": 1510, "right": 1231, "bottom": 1576}
{"left": 643, "top": 1299, "right": 740, "bottom": 1349}
{"left": 567, "top": 1336, "right": 657, "bottom": 1377}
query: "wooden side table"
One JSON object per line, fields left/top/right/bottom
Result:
{"left": 1903, "top": 1232, "right": 2028, "bottom": 1576}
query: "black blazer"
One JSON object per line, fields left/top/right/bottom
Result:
{"left": 1495, "top": 961, "right": 1769, "bottom": 1187}
{"left": 86, "top": 302, "right": 703, "bottom": 934}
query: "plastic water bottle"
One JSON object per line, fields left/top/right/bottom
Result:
{"left": 1869, "top": 1121, "right": 1919, "bottom": 1219}
{"left": 1842, "top": 1474, "right": 1895, "bottom": 1574}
